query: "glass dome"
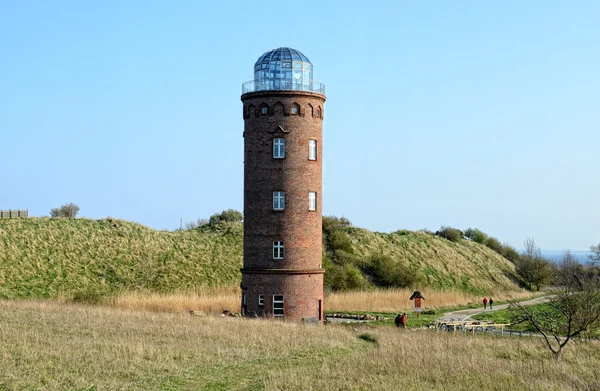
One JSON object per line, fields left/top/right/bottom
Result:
{"left": 242, "top": 47, "right": 325, "bottom": 94}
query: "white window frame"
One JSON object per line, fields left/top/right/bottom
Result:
{"left": 309, "top": 192, "right": 317, "bottom": 211}
{"left": 273, "top": 191, "right": 285, "bottom": 211}
{"left": 273, "top": 295, "right": 284, "bottom": 317}
{"left": 273, "top": 138, "right": 285, "bottom": 159}
{"left": 273, "top": 241, "right": 284, "bottom": 260}
{"left": 291, "top": 106, "right": 299, "bottom": 115}
{"left": 309, "top": 139, "right": 317, "bottom": 160}
{"left": 258, "top": 294, "right": 264, "bottom": 306}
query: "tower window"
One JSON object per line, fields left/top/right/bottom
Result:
{"left": 273, "top": 241, "right": 284, "bottom": 259}
{"left": 309, "top": 192, "right": 317, "bottom": 211}
{"left": 273, "top": 191, "right": 285, "bottom": 210}
{"left": 309, "top": 140, "right": 317, "bottom": 160}
{"left": 261, "top": 106, "right": 268, "bottom": 115}
{"left": 273, "top": 138, "right": 285, "bottom": 159}
{"left": 273, "top": 295, "right": 284, "bottom": 317}
{"left": 316, "top": 108, "right": 321, "bottom": 118}
{"left": 291, "top": 106, "right": 299, "bottom": 115}
{"left": 258, "top": 294, "right": 264, "bottom": 307}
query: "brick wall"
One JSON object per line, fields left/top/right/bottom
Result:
{"left": 241, "top": 90, "right": 325, "bottom": 321}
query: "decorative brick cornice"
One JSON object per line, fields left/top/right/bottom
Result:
{"left": 241, "top": 90, "right": 326, "bottom": 102}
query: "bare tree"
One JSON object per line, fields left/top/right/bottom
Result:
{"left": 516, "top": 237, "right": 555, "bottom": 290}
{"left": 50, "top": 203, "right": 80, "bottom": 219}
{"left": 523, "top": 237, "right": 542, "bottom": 259}
{"left": 184, "top": 218, "right": 209, "bottom": 230}
{"left": 509, "top": 253, "right": 600, "bottom": 361}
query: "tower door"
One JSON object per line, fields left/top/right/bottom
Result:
{"left": 318, "top": 300, "right": 322, "bottom": 321}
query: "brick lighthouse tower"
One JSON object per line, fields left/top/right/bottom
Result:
{"left": 240, "top": 47, "right": 325, "bottom": 321}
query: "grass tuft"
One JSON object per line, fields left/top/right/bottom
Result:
{"left": 358, "top": 332, "right": 378, "bottom": 344}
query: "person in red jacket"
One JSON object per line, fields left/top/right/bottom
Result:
{"left": 400, "top": 313, "right": 407, "bottom": 328}
{"left": 483, "top": 297, "right": 488, "bottom": 310}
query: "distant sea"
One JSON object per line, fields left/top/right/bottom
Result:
{"left": 540, "top": 250, "right": 592, "bottom": 264}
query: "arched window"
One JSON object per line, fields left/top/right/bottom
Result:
{"left": 291, "top": 103, "right": 300, "bottom": 115}
{"left": 259, "top": 103, "right": 269, "bottom": 115}
{"left": 273, "top": 102, "right": 284, "bottom": 116}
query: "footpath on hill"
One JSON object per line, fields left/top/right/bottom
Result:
{"left": 439, "top": 296, "right": 551, "bottom": 322}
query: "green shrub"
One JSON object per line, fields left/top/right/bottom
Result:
{"left": 323, "top": 217, "right": 354, "bottom": 254}
{"left": 484, "top": 237, "right": 503, "bottom": 254}
{"left": 464, "top": 228, "right": 488, "bottom": 244}
{"left": 501, "top": 245, "right": 520, "bottom": 263}
{"left": 436, "top": 226, "right": 463, "bottom": 242}
{"left": 339, "top": 217, "right": 352, "bottom": 227}
{"left": 209, "top": 209, "right": 243, "bottom": 226}
{"left": 324, "top": 258, "right": 370, "bottom": 291}
{"left": 515, "top": 256, "right": 555, "bottom": 290}
{"left": 366, "top": 253, "right": 423, "bottom": 288}
{"left": 333, "top": 249, "right": 359, "bottom": 266}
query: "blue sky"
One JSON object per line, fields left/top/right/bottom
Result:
{"left": 1, "top": 1, "right": 598, "bottom": 251}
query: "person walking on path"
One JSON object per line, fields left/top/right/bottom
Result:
{"left": 489, "top": 298, "right": 494, "bottom": 310}
{"left": 483, "top": 297, "right": 488, "bottom": 310}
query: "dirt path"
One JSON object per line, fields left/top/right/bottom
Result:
{"left": 439, "top": 296, "right": 551, "bottom": 322}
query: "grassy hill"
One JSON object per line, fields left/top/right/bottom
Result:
{"left": 348, "top": 227, "right": 521, "bottom": 292}
{"left": 0, "top": 217, "right": 522, "bottom": 299}
{"left": 0, "top": 217, "right": 242, "bottom": 299}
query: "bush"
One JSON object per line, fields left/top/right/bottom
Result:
{"left": 339, "top": 217, "right": 352, "bottom": 227}
{"left": 484, "top": 237, "right": 503, "bottom": 254}
{"left": 436, "top": 226, "right": 463, "bottom": 242}
{"left": 464, "top": 228, "right": 488, "bottom": 244}
{"left": 208, "top": 209, "right": 243, "bottom": 226}
{"left": 71, "top": 290, "right": 104, "bottom": 304}
{"left": 366, "top": 253, "right": 423, "bottom": 288}
{"left": 323, "top": 259, "right": 370, "bottom": 291}
{"left": 50, "top": 203, "right": 80, "bottom": 219}
{"left": 501, "top": 244, "right": 520, "bottom": 263}
{"left": 516, "top": 256, "right": 556, "bottom": 290}
{"left": 323, "top": 216, "right": 354, "bottom": 254}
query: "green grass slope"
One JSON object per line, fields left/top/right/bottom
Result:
{"left": 0, "top": 218, "right": 242, "bottom": 298}
{"left": 0, "top": 217, "right": 522, "bottom": 299}
{"left": 346, "top": 227, "right": 522, "bottom": 293}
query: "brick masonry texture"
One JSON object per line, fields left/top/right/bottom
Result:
{"left": 241, "top": 90, "right": 325, "bottom": 321}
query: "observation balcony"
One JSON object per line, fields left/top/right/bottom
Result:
{"left": 242, "top": 80, "right": 325, "bottom": 95}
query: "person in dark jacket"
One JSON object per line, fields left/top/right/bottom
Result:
{"left": 489, "top": 297, "right": 494, "bottom": 310}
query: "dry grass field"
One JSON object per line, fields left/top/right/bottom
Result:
{"left": 324, "top": 288, "right": 535, "bottom": 313}
{"left": 106, "top": 287, "right": 535, "bottom": 315}
{"left": 108, "top": 287, "right": 241, "bottom": 314}
{"left": 1, "top": 300, "right": 599, "bottom": 391}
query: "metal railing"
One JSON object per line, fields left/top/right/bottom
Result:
{"left": 242, "top": 80, "right": 325, "bottom": 95}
